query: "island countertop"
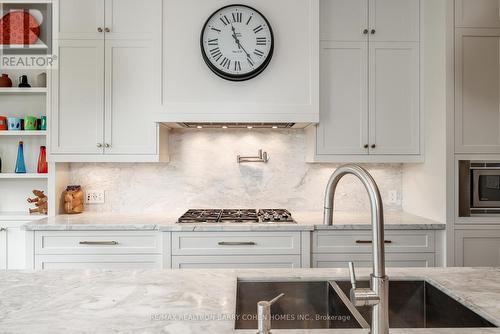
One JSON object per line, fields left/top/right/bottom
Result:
{"left": 22, "top": 211, "right": 445, "bottom": 231}
{"left": 0, "top": 267, "right": 499, "bottom": 333}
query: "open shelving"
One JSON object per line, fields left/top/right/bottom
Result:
{"left": 0, "top": 173, "right": 48, "bottom": 179}
{"left": 0, "top": 87, "right": 47, "bottom": 94}
{"left": 0, "top": 131, "right": 46, "bottom": 136}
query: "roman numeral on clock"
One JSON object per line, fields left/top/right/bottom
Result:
{"left": 220, "top": 15, "right": 231, "bottom": 25}
{"left": 211, "top": 27, "right": 221, "bottom": 33}
{"left": 254, "top": 49, "right": 264, "bottom": 58}
{"left": 232, "top": 12, "right": 242, "bottom": 23}
{"left": 256, "top": 37, "right": 267, "bottom": 46}
{"left": 207, "top": 39, "right": 218, "bottom": 46}
{"left": 253, "top": 25, "right": 263, "bottom": 33}
{"left": 210, "top": 47, "right": 222, "bottom": 61}
{"left": 221, "top": 57, "right": 231, "bottom": 69}
{"left": 234, "top": 61, "right": 241, "bottom": 71}
{"left": 246, "top": 15, "right": 253, "bottom": 25}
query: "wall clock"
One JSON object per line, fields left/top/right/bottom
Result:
{"left": 200, "top": 4, "right": 274, "bottom": 81}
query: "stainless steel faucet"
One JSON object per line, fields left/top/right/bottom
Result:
{"left": 256, "top": 293, "right": 284, "bottom": 334}
{"left": 323, "top": 164, "right": 389, "bottom": 334}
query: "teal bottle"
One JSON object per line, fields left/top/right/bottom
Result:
{"left": 15, "top": 141, "right": 26, "bottom": 173}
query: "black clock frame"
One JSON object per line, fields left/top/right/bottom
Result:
{"left": 200, "top": 4, "right": 274, "bottom": 82}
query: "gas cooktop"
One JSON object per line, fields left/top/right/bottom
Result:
{"left": 177, "top": 209, "right": 296, "bottom": 224}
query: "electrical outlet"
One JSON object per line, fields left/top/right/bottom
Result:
{"left": 85, "top": 190, "right": 105, "bottom": 204}
{"left": 388, "top": 190, "right": 399, "bottom": 204}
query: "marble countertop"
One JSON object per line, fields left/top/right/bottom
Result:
{"left": 22, "top": 211, "right": 445, "bottom": 231}
{"left": 0, "top": 267, "right": 499, "bottom": 333}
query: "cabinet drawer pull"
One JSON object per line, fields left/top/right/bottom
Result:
{"left": 355, "top": 240, "right": 392, "bottom": 244}
{"left": 218, "top": 241, "right": 256, "bottom": 246}
{"left": 0, "top": 227, "right": 6, "bottom": 232}
{"left": 79, "top": 241, "right": 119, "bottom": 245}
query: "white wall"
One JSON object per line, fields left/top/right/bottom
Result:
{"left": 402, "top": 0, "right": 447, "bottom": 223}
{"left": 69, "top": 129, "right": 403, "bottom": 215}
{"left": 161, "top": 0, "right": 318, "bottom": 121}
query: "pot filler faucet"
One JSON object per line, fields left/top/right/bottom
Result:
{"left": 323, "top": 164, "right": 389, "bottom": 334}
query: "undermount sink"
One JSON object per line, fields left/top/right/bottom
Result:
{"left": 336, "top": 280, "right": 496, "bottom": 328}
{"left": 235, "top": 280, "right": 496, "bottom": 330}
{"left": 235, "top": 281, "right": 368, "bottom": 329}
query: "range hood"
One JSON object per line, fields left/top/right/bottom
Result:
{"left": 154, "top": 109, "right": 319, "bottom": 129}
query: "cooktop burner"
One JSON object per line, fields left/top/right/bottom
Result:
{"left": 177, "top": 209, "right": 295, "bottom": 224}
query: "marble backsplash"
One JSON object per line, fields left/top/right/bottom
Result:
{"left": 69, "top": 129, "right": 403, "bottom": 214}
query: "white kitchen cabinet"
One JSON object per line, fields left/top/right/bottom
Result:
{"left": 50, "top": 0, "right": 166, "bottom": 162}
{"left": 320, "top": 0, "right": 368, "bottom": 42}
{"left": 313, "top": 253, "right": 435, "bottom": 268}
{"left": 104, "top": 39, "right": 159, "bottom": 155}
{"left": 312, "top": 230, "right": 437, "bottom": 268}
{"left": 369, "top": 0, "right": 420, "bottom": 42}
{"left": 455, "top": 0, "right": 500, "bottom": 28}
{"left": 316, "top": 41, "right": 368, "bottom": 155}
{"left": 57, "top": 0, "right": 104, "bottom": 39}
{"left": 32, "top": 231, "right": 164, "bottom": 270}
{"left": 35, "top": 254, "right": 162, "bottom": 269}
{"left": 309, "top": 0, "right": 421, "bottom": 162}
{"left": 455, "top": 29, "right": 500, "bottom": 153}
{"left": 172, "top": 255, "right": 301, "bottom": 269}
{"left": 171, "top": 231, "right": 304, "bottom": 269}
{"left": 0, "top": 222, "right": 28, "bottom": 270}
{"left": 455, "top": 230, "right": 500, "bottom": 266}
{"left": 369, "top": 42, "right": 420, "bottom": 155}
{"left": 51, "top": 39, "right": 105, "bottom": 155}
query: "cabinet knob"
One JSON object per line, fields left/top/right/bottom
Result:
{"left": 96, "top": 143, "right": 103, "bottom": 148}
{"left": 0, "top": 227, "right": 6, "bottom": 232}
{"left": 97, "top": 27, "right": 103, "bottom": 33}
{"left": 104, "top": 27, "right": 111, "bottom": 33}
{"left": 364, "top": 144, "right": 369, "bottom": 149}
{"left": 104, "top": 143, "right": 111, "bottom": 148}
{"left": 362, "top": 29, "right": 369, "bottom": 35}
{"left": 370, "top": 29, "right": 376, "bottom": 35}
{"left": 371, "top": 144, "right": 376, "bottom": 149}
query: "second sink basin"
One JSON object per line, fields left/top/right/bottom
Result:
{"left": 236, "top": 279, "right": 496, "bottom": 330}
{"left": 336, "top": 280, "right": 495, "bottom": 328}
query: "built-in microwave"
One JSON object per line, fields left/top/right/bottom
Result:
{"left": 459, "top": 161, "right": 500, "bottom": 216}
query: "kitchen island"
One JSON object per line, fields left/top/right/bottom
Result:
{"left": 0, "top": 267, "right": 499, "bottom": 333}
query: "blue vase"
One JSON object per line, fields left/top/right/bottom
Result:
{"left": 15, "top": 141, "right": 26, "bottom": 173}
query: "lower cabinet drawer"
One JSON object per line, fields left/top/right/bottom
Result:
{"left": 313, "top": 253, "right": 435, "bottom": 268}
{"left": 172, "top": 232, "right": 301, "bottom": 255}
{"left": 35, "top": 254, "right": 162, "bottom": 269}
{"left": 35, "top": 231, "right": 161, "bottom": 255}
{"left": 313, "top": 230, "right": 435, "bottom": 253}
{"left": 172, "top": 255, "right": 301, "bottom": 269}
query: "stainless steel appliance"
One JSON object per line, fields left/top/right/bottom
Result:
{"left": 459, "top": 161, "right": 500, "bottom": 216}
{"left": 177, "top": 209, "right": 295, "bottom": 224}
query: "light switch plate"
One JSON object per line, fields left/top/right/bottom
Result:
{"left": 85, "top": 190, "right": 105, "bottom": 204}
{"left": 388, "top": 190, "right": 399, "bottom": 204}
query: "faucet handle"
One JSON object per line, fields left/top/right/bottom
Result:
{"left": 348, "top": 261, "right": 357, "bottom": 290}
{"left": 268, "top": 293, "right": 284, "bottom": 305}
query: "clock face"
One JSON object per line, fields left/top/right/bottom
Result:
{"left": 201, "top": 4, "right": 274, "bottom": 81}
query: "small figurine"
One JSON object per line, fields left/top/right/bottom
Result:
{"left": 27, "top": 189, "right": 48, "bottom": 215}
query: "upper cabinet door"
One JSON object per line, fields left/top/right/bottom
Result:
{"left": 317, "top": 41, "right": 369, "bottom": 155}
{"left": 50, "top": 40, "right": 105, "bottom": 154}
{"left": 104, "top": 0, "right": 162, "bottom": 40}
{"left": 103, "top": 39, "right": 159, "bottom": 155}
{"left": 369, "top": 0, "right": 420, "bottom": 42}
{"left": 455, "top": 29, "right": 500, "bottom": 153}
{"left": 456, "top": 0, "right": 500, "bottom": 28}
{"left": 57, "top": 0, "right": 105, "bottom": 39}
{"left": 369, "top": 42, "right": 420, "bottom": 155}
{"left": 320, "top": 0, "right": 369, "bottom": 41}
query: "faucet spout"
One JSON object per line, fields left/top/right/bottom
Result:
{"left": 323, "top": 164, "right": 389, "bottom": 334}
